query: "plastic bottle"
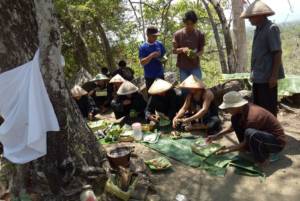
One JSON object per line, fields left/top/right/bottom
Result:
{"left": 80, "top": 185, "right": 97, "bottom": 201}
{"left": 132, "top": 122, "right": 143, "bottom": 141}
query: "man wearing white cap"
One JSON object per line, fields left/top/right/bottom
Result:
{"left": 241, "top": 0, "right": 285, "bottom": 117}
{"left": 111, "top": 81, "right": 146, "bottom": 123}
{"left": 207, "top": 91, "right": 286, "bottom": 165}
{"left": 87, "top": 73, "right": 111, "bottom": 113}
{"left": 145, "top": 79, "right": 184, "bottom": 123}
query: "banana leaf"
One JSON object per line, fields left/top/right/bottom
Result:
{"left": 87, "top": 120, "right": 112, "bottom": 132}
{"left": 222, "top": 73, "right": 250, "bottom": 80}
{"left": 222, "top": 73, "right": 300, "bottom": 97}
{"left": 278, "top": 75, "right": 300, "bottom": 96}
{"left": 200, "top": 163, "right": 227, "bottom": 177}
{"left": 159, "top": 118, "right": 171, "bottom": 127}
{"left": 191, "top": 138, "right": 223, "bottom": 158}
{"left": 204, "top": 154, "right": 237, "bottom": 168}
{"left": 145, "top": 137, "right": 206, "bottom": 167}
{"left": 230, "top": 157, "right": 265, "bottom": 177}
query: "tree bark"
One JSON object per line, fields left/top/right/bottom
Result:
{"left": 0, "top": 0, "right": 106, "bottom": 199}
{"left": 208, "top": 0, "right": 237, "bottom": 73}
{"left": 94, "top": 19, "right": 115, "bottom": 72}
{"left": 232, "top": 0, "right": 248, "bottom": 72}
{"left": 201, "top": 0, "right": 228, "bottom": 73}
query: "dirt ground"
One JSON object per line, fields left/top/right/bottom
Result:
{"left": 106, "top": 109, "right": 300, "bottom": 201}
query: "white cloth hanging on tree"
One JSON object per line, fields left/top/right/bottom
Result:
{"left": 0, "top": 50, "right": 59, "bottom": 164}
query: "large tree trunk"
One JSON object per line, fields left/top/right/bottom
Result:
{"left": 208, "top": 0, "right": 237, "bottom": 73}
{"left": 201, "top": 0, "right": 228, "bottom": 73}
{"left": 232, "top": 0, "right": 248, "bottom": 72}
{"left": 0, "top": 0, "right": 106, "bottom": 199}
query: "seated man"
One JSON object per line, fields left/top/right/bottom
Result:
{"left": 173, "top": 75, "right": 221, "bottom": 134}
{"left": 101, "top": 67, "right": 111, "bottom": 77}
{"left": 88, "top": 73, "right": 110, "bottom": 113}
{"left": 109, "top": 74, "right": 126, "bottom": 100}
{"left": 207, "top": 91, "right": 286, "bottom": 165}
{"left": 145, "top": 79, "right": 184, "bottom": 125}
{"left": 71, "top": 85, "right": 99, "bottom": 120}
{"left": 111, "top": 81, "right": 146, "bottom": 123}
{"left": 111, "top": 60, "right": 134, "bottom": 81}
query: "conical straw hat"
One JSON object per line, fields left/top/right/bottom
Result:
{"left": 240, "top": 0, "right": 275, "bottom": 19}
{"left": 92, "top": 73, "right": 109, "bottom": 81}
{"left": 109, "top": 74, "right": 126, "bottom": 83}
{"left": 178, "top": 75, "right": 205, "bottom": 89}
{"left": 117, "top": 81, "right": 139, "bottom": 95}
{"left": 71, "top": 85, "right": 88, "bottom": 97}
{"left": 148, "top": 79, "right": 172, "bottom": 95}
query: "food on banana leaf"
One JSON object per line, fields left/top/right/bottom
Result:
{"left": 192, "top": 139, "right": 223, "bottom": 157}
{"left": 186, "top": 49, "right": 197, "bottom": 59}
{"left": 143, "top": 132, "right": 160, "bottom": 144}
{"left": 104, "top": 125, "right": 123, "bottom": 142}
{"left": 142, "top": 124, "right": 151, "bottom": 132}
{"left": 159, "top": 55, "right": 168, "bottom": 63}
{"left": 145, "top": 157, "right": 172, "bottom": 170}
{"left": 87, "top": 120, "right": 112, "bottom": 132}
{"left": 170, "top": 131, "right": 182, "bottom": 140}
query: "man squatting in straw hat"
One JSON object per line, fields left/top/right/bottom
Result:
{"left": 145, "top": 79, "right": 184, "bottom": 124}
{"left": 173, "top": 75, "right": 221, "bottom": 134}
{"left": 207, "top": 91, "right": 286, "bottom": 166}
{"left": 241, "top": 0, "right": 285, "bottom": 117}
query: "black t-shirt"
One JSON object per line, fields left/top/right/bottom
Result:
{"left": 146, "top": 89, "right": 184, "bottom": 120}
{"left": 112, "top": 67, "right": 134, "bottom": 81}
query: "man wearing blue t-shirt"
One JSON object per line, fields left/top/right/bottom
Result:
{"left": 139, "top": 26, "right": 166, "bottom": 89}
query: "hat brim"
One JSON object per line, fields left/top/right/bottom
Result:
{"left": 109, "top": 80, "right": 124, "bottom": 84}
{"left": 179, "top": 86, "right": 205, "bottom": 90}
{"left": 92, "top": 78, "right": 109, "bottom": 82}
{"left": 219, "top": 99, "right": 248, "bottom": 110}
{"left": 117, "top": 89, "right": 138, "bottom": 96}
{"left": 240, "top": 11, "right": 275, "bottom": 19}
{"left": 148, "top": 86, "right": 172, "bottom": 95}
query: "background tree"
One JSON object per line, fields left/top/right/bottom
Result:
{"left": 232, "top": 0, "right": 248, "bottom": 72}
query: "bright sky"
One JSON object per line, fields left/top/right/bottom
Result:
{"left": 251, "top": 0, "right": 300, "bottom": 23}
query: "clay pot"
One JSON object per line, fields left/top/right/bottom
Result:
{"left": 106, "top": 146, "right": 132, "bottom": 169}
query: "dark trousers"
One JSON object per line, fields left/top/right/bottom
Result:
{"left": 204, "top": 116, "right": 221, "bottom": 135}
{"left": 252, "top": 83, "right": 278, "bottom": 116}
{"left": 244, "top": 128, "right": 283, "bottom": 163}
{"left": 145, "top": 75, "right": 164, "bottom": 90}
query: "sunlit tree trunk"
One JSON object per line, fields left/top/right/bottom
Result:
{"left": 208, "top": 0, "right": 237, "bottom": 73}
{"left": 201, "top": 0, "right": 228, "bottom": 73}
{"left": 232, "top": 0, "right": 248, "bottom": 72}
